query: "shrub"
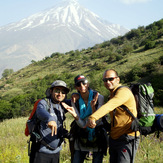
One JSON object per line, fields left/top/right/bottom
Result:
{"left": 125, "top": 29, "right": 141, "bottom": 40}
{"left": 122, "top": 44, "right": 133, "bottom": 55}
{"left": 2, "top": 69, "right": 14, "bottom": 78}
{"left": 0, "top": 100, "right": 12, "bottom": 120}
{"left": 144, "top": 41, "right": 156, "bottom": 50}
{"left": 116, "top": 54, "right": 123, "bottom": 61}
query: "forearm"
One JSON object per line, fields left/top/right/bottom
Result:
{"left": 97, "top": 94, "right": 104, "bottom": 109}
{"left": 71, "top": 102, "right": 80, "bottom": 120}
{"left": 89, "top": 103, "right": 111, "bottom": 121}
{"left": 90, "top": 88, "right": 131, "bottom": 121}
{"left": 71, "top": 102, "right": 86, "bottom": 128}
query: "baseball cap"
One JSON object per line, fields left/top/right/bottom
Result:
{"left": 74, "top": 75, "right": 87, "bottom": 85}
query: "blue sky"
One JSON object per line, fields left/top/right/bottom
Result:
{"left": 0, "top": 0, "right": 162, "bottom": 29}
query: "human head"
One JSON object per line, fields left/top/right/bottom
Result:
{"left": 102, "top": 69, "right": 120, "bottom": 91}
{"left": 46, "top": 80, "right": 70, "bottom": 103}
{"left": 74, "top": 75, "right": 89, "bottom": 94}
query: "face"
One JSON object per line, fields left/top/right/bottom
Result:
{"left": 51, "top": 86, "right": 66, "bottom": 103}
{"left": 103, "top": 70, "right": 120, "bottom": 91}
{"left": 75, "top": 80, "right": 89, "bottom": 94}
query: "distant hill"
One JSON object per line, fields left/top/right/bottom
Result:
{"left": 0, "top": 19, "right": 162, "bottom": 120}
{"left": 0, "top": 0, "right": 128, "bottom": 78}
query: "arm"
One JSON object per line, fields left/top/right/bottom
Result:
{"left": 87, "top": 87, "right": 132, "bottom": 128}
{"left": 91, "top": 92, "right": 98, "bottom": 113}
{"left": 36, "top": 100, "right": 55, "bottom": 122}
{"left": 61, "top": 102, "right": 79, "bottom": 120}
{"left": 36, "top": 99, "right": 57, "bottom": 136}
{"left": 71, "top": 93, "right": 79, "bottom": 103}
{"left": 91, "top": 92, "right": 104, "bottom": 112}
{"left": 93, "top": 93, "right": 104, "bottom": 125}
{"left": 96, "top": 94, "right": 104, "bottom": 109}
{"left": 62, "top": 102, "right": 86, "bottom": 128}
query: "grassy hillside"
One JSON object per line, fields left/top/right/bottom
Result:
{"left": 0, "top": 19, "right": 162, "bottom": 120}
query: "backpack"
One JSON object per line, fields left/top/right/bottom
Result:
{"left": 25, "top": 99, "right": 42, "bottom": 137}
{"left": 114, "top": 83, "right": 162, "bottom": 136}
{"left": 155, "top": 114, "right": 163, "bottom": 132}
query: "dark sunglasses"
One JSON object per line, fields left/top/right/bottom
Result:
{"left": 76, "top": 81, "right": 88, "bottom": 87}
{"left": 54, "top": 89, "right": 66, "bottom": 94}
{"left": 103, "top": 77, "right": 117, "bottom": 82}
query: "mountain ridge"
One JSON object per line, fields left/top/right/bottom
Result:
{"left": 0, "top": 0, "right": 128, "bottom": 77}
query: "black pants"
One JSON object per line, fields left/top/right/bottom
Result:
{"left": 29, "top": 141, "right": 40, "bottom": 163}
{"left": 34, "top": 152, "right": 60, "bottom": 163}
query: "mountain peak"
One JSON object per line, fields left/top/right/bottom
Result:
{"left": 64, "top": 0, "right": 78, "bottom": 4}
{"left": 1, "top": 0, "right": 83, "bottom": 31}
{"left": 0, "top": 0, "right": 128, "bottom": 77}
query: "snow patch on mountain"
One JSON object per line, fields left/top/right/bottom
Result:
{"left": 0, "top": 0, "right": 129, "bottom": 77}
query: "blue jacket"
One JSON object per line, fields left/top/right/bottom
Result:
{"left": 36, "top": 98, "right": 70, "bottom": 154}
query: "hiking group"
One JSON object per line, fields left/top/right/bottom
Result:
{"left": 25, "top": 69, "right": 162, "bottom": 163}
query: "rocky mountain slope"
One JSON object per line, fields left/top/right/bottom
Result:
{"left": 0, "top": 0, "right": 128, "bottom": 77}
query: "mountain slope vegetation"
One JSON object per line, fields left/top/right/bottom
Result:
{"left": 0, "top": 19, "right": 162, "bottom": 120}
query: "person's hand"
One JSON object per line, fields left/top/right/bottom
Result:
{"left": 91, "top": 92, "right": 99, "bottom": 113}
{"left": 71, "top": 93, "right": 79, "bottom": 103}
{"left": 84, "top": 118, "right": 96, "bottom": 129}
{"left": 62, "top": 102, "right": 79, "bottom": 120}
{"left": 48, "top": 121, "right": 57, "bottom": 136}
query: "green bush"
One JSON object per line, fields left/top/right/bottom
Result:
{"left": 2, "top": 69, "right": 14, "bottom": 78}
{"left": 122, "top": 44, "right": 133, "bottom": 55}
{"left": 125, "top": 29, "right": 141, "bottom": 40}
{"left": 0, "top": 100, "right": 12, "bottom": 120}
{"left": 144, "top": 41, "right": 156, "bottom": 50}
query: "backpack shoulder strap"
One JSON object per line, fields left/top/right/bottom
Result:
{"left": 43, "top": 98, "right": 51, "bottom": 112}
{"left": 120, "top": 105, "right": 137, "bottom": 120}
{"left": 29, "top": 99, "right": 42, "bottom": 120}
{"left": 113, "top": 86, "right": 128, "bottom": 96}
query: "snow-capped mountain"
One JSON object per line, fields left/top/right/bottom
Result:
{"left": 0, "top": 0, "right": 128, "bottom": 77}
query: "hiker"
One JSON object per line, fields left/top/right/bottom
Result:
{"left": 62, "top": 75, "right": 107, "bottom": 163}
{"left": 30, "top": 80, "right": 70, "bottom": 163}
{"left": 85, "top": 69, "right": 140, "bottom": 163}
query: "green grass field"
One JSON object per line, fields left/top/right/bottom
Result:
{"left": 0, "top": 107, "right": 163, "bottom": 163}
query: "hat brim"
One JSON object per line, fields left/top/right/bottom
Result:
{"left": 75, "top": 79, "right": 86, "bottom": 85}
{"left": 46, "top": 86, "right": 70, "bottom": 97}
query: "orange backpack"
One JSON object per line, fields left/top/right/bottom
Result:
{"left": 25, "top": 99, "right": 41, "bottom": 136}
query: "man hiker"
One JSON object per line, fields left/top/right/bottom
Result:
{"left": 85, "top": 69, "right": 140, "bottom": 163}
{"left": 30, "top": 80, "right": 70, "bottom": 163}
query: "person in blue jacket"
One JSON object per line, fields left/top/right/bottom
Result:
{"left": 33, "top": 80, "right": 70, "bottom": 163}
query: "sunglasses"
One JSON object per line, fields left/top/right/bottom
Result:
{"left": 54, "top": 89, "right": 66, "bottom": 94}
{"left": 103, "top": 77, "right": 117, "bottom": 82}
{"left": 76, "top": 81, "right": 88, "bottom": 87}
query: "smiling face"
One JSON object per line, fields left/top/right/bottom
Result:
{"left": 51, "top": 86, "right": 66, "bottom": 103}
{"left": 103, "top": 70, "right": 120, "bottom": 91}
{"left": 75, "top": 80, "right": 89, "bottom": 94}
